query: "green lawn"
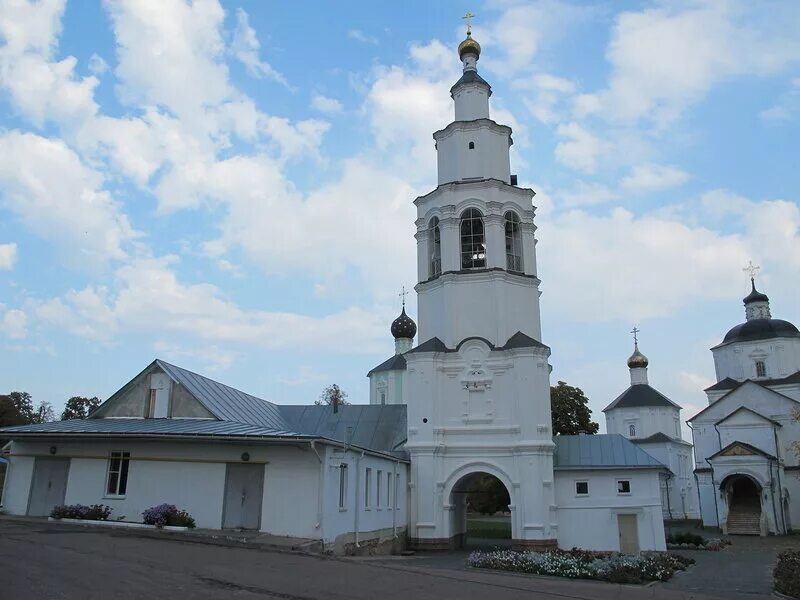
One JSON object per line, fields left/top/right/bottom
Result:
{"left": 466, "top": 516, "right": 512, "bottom": 539}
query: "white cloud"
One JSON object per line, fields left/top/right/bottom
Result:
{"left": 621, "top": 164, "right": 689, "bottom": 191}
{"left": 0, "top": 0, "right": 64, "bottom": 55}
{"left": 0, "top": 243, "right": 17, "bottom": 269}
{"left": 2, "top": 308, "right": 28, "bottom": 339}
{"left": 596, "top": 2, "right": 800, "bottom": 124}
{"left": 554, "top": 122, "right": 605, "bottom": 173}
{"left": 153, "top": 340, "right": 234, "bottom": 373}
{"left": 311, "top": 93, "right": 343, "bottom": 114}
{"left": 347, "top": 29, "right": 378, "bottom": 45}
{"left": 759, "top": 77, "right": 800, "bottom": 122}
{"left": 0, "top": 132, "right": 137, "bottom": 266}
{"left": 278, "top": 365, "right": 327, "bottom": 387}
{"left": 231, "top": 8, "right": 288, "bottom": 87}
{"left": 87, "top": 53, "right": 108, "bottom": 75}
{"left": 559, "top": 182, "right": 617, "bottom": 208}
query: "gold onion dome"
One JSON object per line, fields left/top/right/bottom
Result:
{"left": 627, "top": 346, "right": 649, "bottom": 369}
{"left": 458, "top": 32, "right": 481, "bottom": 59}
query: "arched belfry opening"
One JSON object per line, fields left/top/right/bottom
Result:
{"left": 721, "top": 474, "right": 763, "bottom": 535}
{"left": 448, "top": 471, "right": 512, "bottom": 548}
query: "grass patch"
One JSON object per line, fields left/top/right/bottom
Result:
{"left": 466, "top": 517, "right": 511, "bottom": 539}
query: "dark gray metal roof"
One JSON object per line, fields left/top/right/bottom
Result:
{"left": 720, "top": 318, "right": 799, "bottom": 346}
{"left": 156, "top": 360, "right": 289, "bottom": 430}
{"left": 279, "top": 404, "right": 407, "bottom": 455}
{"left": 367, "top": 354, "right": 407, "bottom": 376}
{"left": 408, "top": 337, "right": 451, "bottom": 353}
{"left": 632, "top": 432, "right": 692, "bottom": 446}
{"left": 603, "top": 384, "right": 681, "bottom": 412}
{"left": 0, "top": 418, "right": 302, "bottom": 438}
{"left": 553, "top": 434, "right": 666, "bottom": 470}
{"left": 499, "top": 331, "right": 548, "bottom": 350}
{"left": 450, "top": 70, "right": 492, "bottom": 96}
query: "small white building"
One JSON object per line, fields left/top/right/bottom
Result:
{"left": 1, "top": 359, "right": 409, "bottom": 554}
{"left": 604, "top": 341, "right": 700, "bottom": 520}
{"left": 689, "top": 279, "right": 800, "bottom": 535}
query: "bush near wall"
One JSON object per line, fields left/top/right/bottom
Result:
{"left": 141, "top": 504, "right": 196, "bottom": 528}
{"left": 774, "top": 550, "right": 800, "bottom": 598}
{"left": 468, "top": 549, "right": 694, "bottom": 584}
{"left": 50, "top": 504, "right": 112, "bottom": 521}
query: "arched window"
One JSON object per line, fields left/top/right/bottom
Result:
{"left": 504, "top": 211, "right": 523, "bottom": 272}
{"left": 428, "top": 217, "right": 441, "bottom": 277}
{"left": 755, "top": 360, "right": 767, "bottom": 377}
{"left": 460, "top": 208, "right": 486, "bottom": 269}
{"left": 468, "top": 141, "right": 475, "bottom": 149}
{"left": 629, "top": 423, "right": 636, "bottom": 437}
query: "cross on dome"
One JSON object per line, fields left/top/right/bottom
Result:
{"left": 631, "top": 326, "right": 640, "bottom": 347}
{"left": 462, "top": 11, "right": 476, "bottom": 35}
{"left": 399, "top": 286, "right": 409, "bottom": 308}
{"left": 743, "top": 260, "right": 760, "bottom": 282}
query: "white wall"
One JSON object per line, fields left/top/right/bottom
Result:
{"left": 634, "top": 441, "right": 699, "bottom": 519}
{"left": 435, "top": 120, "right": 511, "bottom": 185}
{"left": 554, "top": 469, "right": 666, "bottom": 552}
{"left": 606, "top": 405, "right": 682, "bottom": 440}
{"left": 712, "top": 337, "right": 800, "bottom": 383}
{"left": 1, "top": 454, "right": 34, "bottom": 514}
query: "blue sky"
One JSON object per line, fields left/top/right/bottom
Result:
{"left": 0, "top": 0, "right": 798, "bottom": 430}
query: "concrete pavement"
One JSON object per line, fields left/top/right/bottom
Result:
{"left": 0, "top": 519, "right": 718, "bottom": 600}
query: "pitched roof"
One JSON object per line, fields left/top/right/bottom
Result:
{"left": 367, "top": 354, "right": 406, "bottom": 376}
{"left": 705, "top": 371, "right": 800, "bottom": 392}
{"left": 407, "top": 337, "right": 451, "bottom": 353}
{"left": 553, "top": 434, "right": 666, "bottom": 470}
{"left": 498, "top": 331, "right": 549, "bottom": 351}
{"left": 714, "top": 406, "right": 781, "bottom": 427}
{"left": 603, "top": 384, "right": 681, "bottom": 412}
{"left": 710, "top": 440, "right": 776, "bottom": 461}
{"left": 688, "top": 379, "right": 799, "bottom": 421}
{"left": 631, "top": 432, "right": 692, "bottom": 446}
{"left": 449, "top": 70, "right": 492, "bottom": 96}
{"left": 705, "top": 377, "right": 740, "bottom": 392}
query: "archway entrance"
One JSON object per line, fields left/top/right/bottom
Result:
{"left": 449, "top": 472, "right": 512, "bottom": 548}
{"left": 723, "top": 475, "right": 762, "bottom": 535}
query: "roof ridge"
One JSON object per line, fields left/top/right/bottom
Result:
{"left": 156, "top": 358, "right": 271, "bottom": 404}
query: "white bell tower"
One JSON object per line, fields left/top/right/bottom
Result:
{"left": 405, "top": 18, "right": 556, "bottom": 550}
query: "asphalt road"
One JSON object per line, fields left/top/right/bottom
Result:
{"left": 0, "top": 519, "right": 719, "bottom": 600}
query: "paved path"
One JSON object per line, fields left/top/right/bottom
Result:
{"left": 0, "top": 519, "right": 715, "bottom": 600}
{"left": 659, "top": 534, "right": 797, "bottom": 600}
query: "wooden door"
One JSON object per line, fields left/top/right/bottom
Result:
{"left": 617, "top": 514, "right": 639, "bottom": 554}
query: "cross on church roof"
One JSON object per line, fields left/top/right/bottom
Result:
{"left": 631, "top": 326, "right": 640, "bottom": 347}
{"left": 462, "top": 11, "right": 476, "bottom": 35}
{"left": 399, "top": 286, "right": 409, "bottom": 307}
{"left": 743, "top": 260, "right": 760, "bottom": 282}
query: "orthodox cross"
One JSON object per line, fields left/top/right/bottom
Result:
{"left": 631, "top": 326, "right": 640, "bottom": 347}
{"left": 399, "top": 286, "right": 409, "bottom": 308}
{"left": 743, "top": 260, "right": 760, "bottom": 282}
{"left": 462, "top": 11, "right": 476, "bottom": 35}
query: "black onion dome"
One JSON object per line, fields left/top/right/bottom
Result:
{"left": 743, "top": 280, "right": 769, "bottom": 304}
{"left": 723, "top": 318, "right": 800, "bottom": 344}
{"left": 391, "top": 308, "right": 417, "bottom": 339}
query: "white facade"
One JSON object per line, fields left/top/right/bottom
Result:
{"left": 690, "top": 281, "right": 800, "bottom": 535}
{"left": 604, "top": 347, "right": 700, "bottom": 520}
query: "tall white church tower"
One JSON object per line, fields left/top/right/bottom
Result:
{"left": 405, "top": 26, "right": 556, "bottom": 549}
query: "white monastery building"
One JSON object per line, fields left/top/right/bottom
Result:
{"left": 689, "top": 276, "right": 800, "bottom": 536}
{"left": 603, "top": 337, "right": 700, "bottom": 521}
{"left": 1, "top": 30, "right": 670, "bottom": 555}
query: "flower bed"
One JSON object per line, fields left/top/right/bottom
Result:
{"left": 665, "top": 531, "right": 729, "bottom": 551}
{"left": 50, "top": 504, "right": 112, "bottom": 521}
{"left": 774, "top": 550, "right": 800, "bottom": 599}
{"left": 467, "top": 548, "right": 694, "bottom": 584}
{"left": 142, "top": 504, "right": 196, "bottom": 529}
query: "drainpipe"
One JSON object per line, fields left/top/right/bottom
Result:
{"left": 768, "top": 459, "right": 779, "bottom": 536}
{"left": 772, "top": 425, "right": 787, "bottom": 534}
{"left": 705, "top": 458, "right": 720, "bottom": 528}
{"left": 686, "top": 421, "right": 704, "bottom": 525}
{"left": 310, "top": 441, "right": 324, "bottom": 543}
{"left": 392, "top": 461, "right": 397, "bottom": 539}
{"left": 664, "top": 471, "right": 674, "bottom": 520}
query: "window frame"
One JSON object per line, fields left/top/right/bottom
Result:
{"left": 147, "top": 389, "right": 157, "bottom": 418}
{"left": 105, "top": 451, "right": 130, "bottom": 497}
{"left": 460, "top": 208, "right": 486, "bottom": 269}
{"left": 387, "top": 473, "right": 393, "bottom": 510}
{"left": 376, "top": 470, "right": 383, "bottom": 509}
{"left": 428, "top": 217, "right": 442, "bottom": 278}
{"left": 755, "top": 360, "right": 767, "bottom": 378}
{"left": 575, "top": 480, "right": 589, "bottom": 496}
{"left": 504, "top": 211, "right": 523, "bottom": 272}
{"left": 629, "top": 423, "right": 636, "bottom": 437}
{"left": 338, "top": 463, "right": 348, "bottom": 511}
{"left": 617, "top": 479, "right": 632, "bottom": 495}
{"left": 364, "top": 467, "right": 372, "bottom": 509}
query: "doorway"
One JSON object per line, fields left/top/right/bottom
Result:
{"left": 27, "top": 457, "right": 70, "bottom": 517}
{"left": 222, "top": 463, "right": 264, "bottom": 530}
{"left": 724, "top": 475, "right": 762, "bottom": 535}
{"left": 449, "top": 471, "right": 512, "bottom": 548}
{"left": 617, "top": 514, "right": 640, "bottom": 554}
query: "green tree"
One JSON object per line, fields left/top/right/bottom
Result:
{"left": 0, "top": 391, "right": 35, "bottom": 427}
{"left": 32, "top": 401, "right": 54, "bottom": 424}
{"left": 61, "top": 396, "right": 102, "bottom": 420}
{"left": 316, "top": 384, "right": 350, "bottom": 407}
{"left": 551, "top": 381, "right": 600, "bottom": 435}
{"left": 465, "top": 473, "right": 510, "bottom": 515}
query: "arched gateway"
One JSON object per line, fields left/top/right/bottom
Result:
{"left": 721, "top": 474, "right": 763, "bottom": 535}
{"left": 445, "top": 467, "right": 514, "bottom": 547}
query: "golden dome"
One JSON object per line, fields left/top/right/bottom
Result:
{"left": 458, "top": 33, "right": 481, "bottom": 59}
{"left": 627, "top": 347, "right": 649, "bottom": 369}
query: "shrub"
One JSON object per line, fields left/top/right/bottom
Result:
{"left": 774, "top": 550, "right": 800, "bottom": 598}
{"left": 467, "top": 548, "right": 694, "bottom": 584}
{"left": 666, "top": 532, "right": 706, "bottom": 546}
{"left": 142, "top": 503, "right": 196, "bottom": 529}
{"left": 50, "top": 504, "right": 112, "bottom": 521}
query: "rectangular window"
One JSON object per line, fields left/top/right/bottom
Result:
{"left": 365, "top": 468, "right": 372, "bottom": 508}
{"left": 338, "top": 464, "right": 348, "bottom": 509}
{"left": 617, "top": 480, "right": 631, "bottom": 495}
{"left": 387, "top": 473, "right": 392, "bottom": 509}
{"left": 106, "top": 451, "right": 130, "bottom": 496}
{"left": 396, "top": 474, "right": 400, "bottom": 509}
{"left": 377, "top": 470, "right": 383, "bottom": 507}
{"left": 575, "top": 481, "right": 589, "bottom": 496}
{"left": 147, "top": 389, "right": 157, "bottom": 418}
{"left": 755, "top": 360, "right": 767, "bottom": 377}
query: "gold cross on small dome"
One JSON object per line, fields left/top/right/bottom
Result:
{"left": 462, "top": 11, "right": 476, "bottom": 35}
